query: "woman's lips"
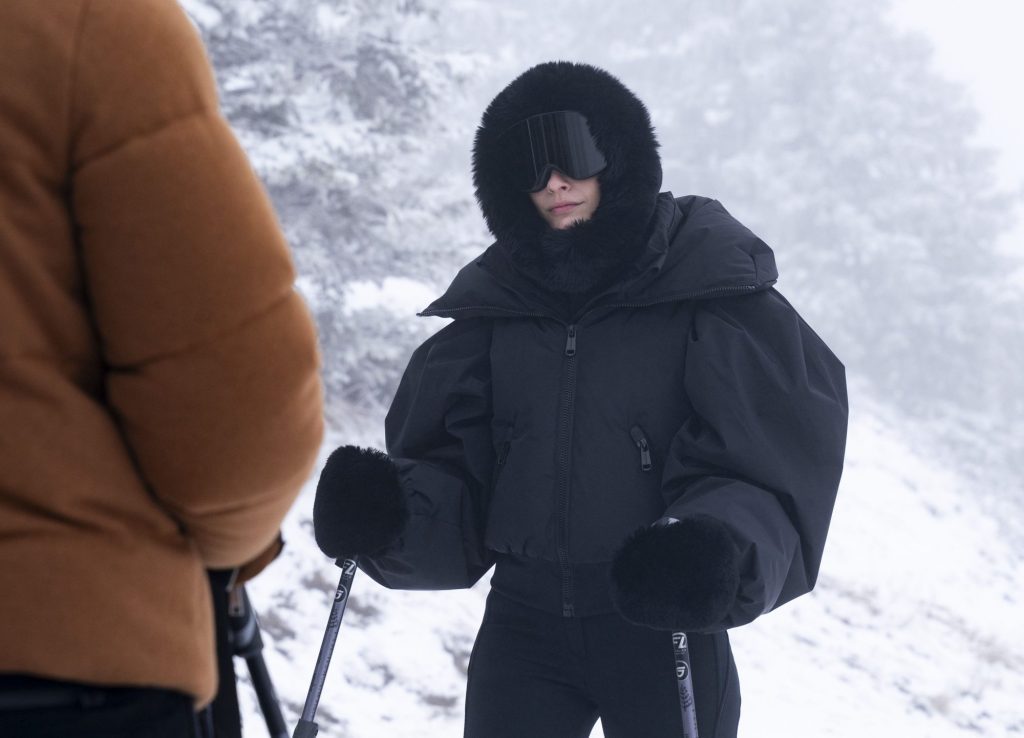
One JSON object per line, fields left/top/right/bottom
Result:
{"left": 551, "top": 202, "right": 581, "bottom": 214}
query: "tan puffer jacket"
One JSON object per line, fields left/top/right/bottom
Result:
{"left": 0, "top": 0, "right": 324, "bottom": 705}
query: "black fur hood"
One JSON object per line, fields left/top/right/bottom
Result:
{"left": 472, "top": 62, "right": 663, "bottom": 295}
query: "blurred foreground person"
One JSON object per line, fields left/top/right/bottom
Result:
{"left": 0, "top": 1, "right": 323, "bottom": 735}
{"left": 314, "top": 62, "right": 847, "bottom": 737}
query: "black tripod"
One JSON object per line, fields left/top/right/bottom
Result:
{"left": 228, "top": 587, "right": 289, "bottom": 738}
{"left": 200, "top": 574, "right": 288, "bottom": 738}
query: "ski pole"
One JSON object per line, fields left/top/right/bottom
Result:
{"left": 672, "top": 632, "right": 699, "bottom": 738}
{"left": 292, "top": 557, "right": 358, "bottom": 738}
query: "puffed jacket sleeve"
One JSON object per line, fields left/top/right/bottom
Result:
{"left": 661, "top": 288, "right": 848, "bottom": 629}
{"left": 358, "top": 319, "right": 496, "bottom": 590}
{"left": 69, "top": 0, "right": 323, "bottom": 571}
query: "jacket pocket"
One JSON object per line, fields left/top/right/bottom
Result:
{"left": 629, "top": 424, "right": 653, "bottom": 472}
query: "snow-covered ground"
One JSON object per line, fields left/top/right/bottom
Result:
{"left": 238, "top": 385, "right": 1023, "bottom": 737}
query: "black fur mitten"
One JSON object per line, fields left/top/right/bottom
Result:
{"left": 610, "top": 515, "right": 741, "bottom": 631}
{"left": 313, "top": 445, "right": 409, "bottom": 559}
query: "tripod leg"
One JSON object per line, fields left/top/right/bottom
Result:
{"left": 227, "top": 587, "right": 289, "bottom": 738}
{"left": 195, "top": 705, "right": 215, "bottom": 738}
{"left": 245, "top": 653, "right": 289, "bottom": 738}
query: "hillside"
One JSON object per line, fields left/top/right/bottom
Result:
{"left": 237, "top": 386, "right": 1024, "bottom": 737}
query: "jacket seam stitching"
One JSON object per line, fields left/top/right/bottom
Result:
{"left": 0, "top": 352, "right": 94, "bottom": 366}
{"left": 104, "top": 288, "right": 296, "bottom": 370}
{"left": 73, "top": 107, "right": 216, "bottom": 173}
{"left": 65, "top": 0, "right": 93, "bottom": 175}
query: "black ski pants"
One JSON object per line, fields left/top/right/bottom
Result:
{"left": 465, "top": 591, "right": 740, "bottom": 738}
{"left": 0, "top": 675, "right": 198, "bottom": 738}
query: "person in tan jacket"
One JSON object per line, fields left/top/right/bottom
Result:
{"left": 0, "top": 0, "right": 324, "bottom": 734}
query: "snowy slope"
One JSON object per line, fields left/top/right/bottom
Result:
{"left": 236, "top": 385, "right": 1023, "bottom": 737}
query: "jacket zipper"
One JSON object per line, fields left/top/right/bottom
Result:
{"left": 421, "top": 283, "right": 772, "bottom": 618}
{"left": 556, "top": 323, "right": 578, "bottom": 617}
{"left": 629, "top": 425, "right": 653, "bottom": 472}
{"left": 422, "top": 303, "right": 582, "bottom": 616}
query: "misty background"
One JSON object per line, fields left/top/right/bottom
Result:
{"left": 177, "top": 0, "right": 1023, "bottom": 735}
{"left": 184, "top": 0, "right": 1022, "bottom": 492}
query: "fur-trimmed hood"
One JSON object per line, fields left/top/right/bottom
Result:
{"left": 472, "top": 62, "right": 663, "bottom": 295}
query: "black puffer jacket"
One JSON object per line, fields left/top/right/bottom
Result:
{"left": 360, "top": 192, "right": 848, "bottom": 628}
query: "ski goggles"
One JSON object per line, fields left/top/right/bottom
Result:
{"left": 497, "top": 110, "right": 608, "bottom": 192}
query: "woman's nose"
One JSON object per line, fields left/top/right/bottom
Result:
{"left": 546, "top": 170, "right": 571, "bottom": 190}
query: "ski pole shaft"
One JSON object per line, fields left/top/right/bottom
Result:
{"left": 672, "top": 632, "right": 699, "bottom": 738}
{"left": 293, "top": 558, "right": 358, "bottom": 738}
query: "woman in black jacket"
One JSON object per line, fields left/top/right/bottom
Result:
{"left": 314, "top": 61, "right": 848, "bottom": 738}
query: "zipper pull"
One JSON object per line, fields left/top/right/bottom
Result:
{"left": 630, "top": 425, "right": 653, "bottom": 472}
{"left": 638, "top": 439, "right": 652, "bottom": 471}
{"left": 565, "top": 325, "right": 577, "bottom": 356}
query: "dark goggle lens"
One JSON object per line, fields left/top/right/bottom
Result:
{"left": 498, "top": 111, "right": 607, "bottom": 192}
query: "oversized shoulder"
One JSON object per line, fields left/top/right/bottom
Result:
{"left": 672, "top": 195, "right": 776, "bottom": 277}
{"left": 73, "top": 0, "right": 220, "bottom": 164}
{"left": 405, "top": 318, "right": 493, "bottom": 369}
{"left": 386, "top": 318, "right": 493, "bottom": 455}
{"left": 691, "top": 287, "right": 847, "bottom": 395}
{"left": 642, "top": 194, "right": 779, "bottom": 299}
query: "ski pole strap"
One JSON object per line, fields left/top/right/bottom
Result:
{"left": 672, "top": 632, "right": 699, "bottom": 738}
{"left": 293, "top": 557, "right": 358, "bottom": 738}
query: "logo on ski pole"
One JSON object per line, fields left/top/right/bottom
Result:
{"left": 335, "top": 586, "right": 347, "bottom": 602}
{"left": 672, "top": 632, "right": 691, "bottom": 680}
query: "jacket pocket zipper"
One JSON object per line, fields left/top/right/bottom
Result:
{"left": 629, "top": 425, "right": 653, "bottom": 472}
{"left": 492, "top": 435, "right": 512, "bottom": 490}
{"left": 497, "top": 440, "right": 511, "bottom": 468}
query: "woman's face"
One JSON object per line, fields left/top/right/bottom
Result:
{"left": 529, "top": 170, "right": 601, "bottom": 229}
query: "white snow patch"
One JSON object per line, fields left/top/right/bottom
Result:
{"left": 343, "top": 278, "right": 439, "bottom": 316}
{"left": 178, "top": 0, "right": 222, "bottom": 30}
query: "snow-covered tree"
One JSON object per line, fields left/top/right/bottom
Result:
{"left": 182, "top": 0, "right": 1022, "bottom": 476}
{"left": 182, "top": 0, "right": 489, "bottom": 428}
